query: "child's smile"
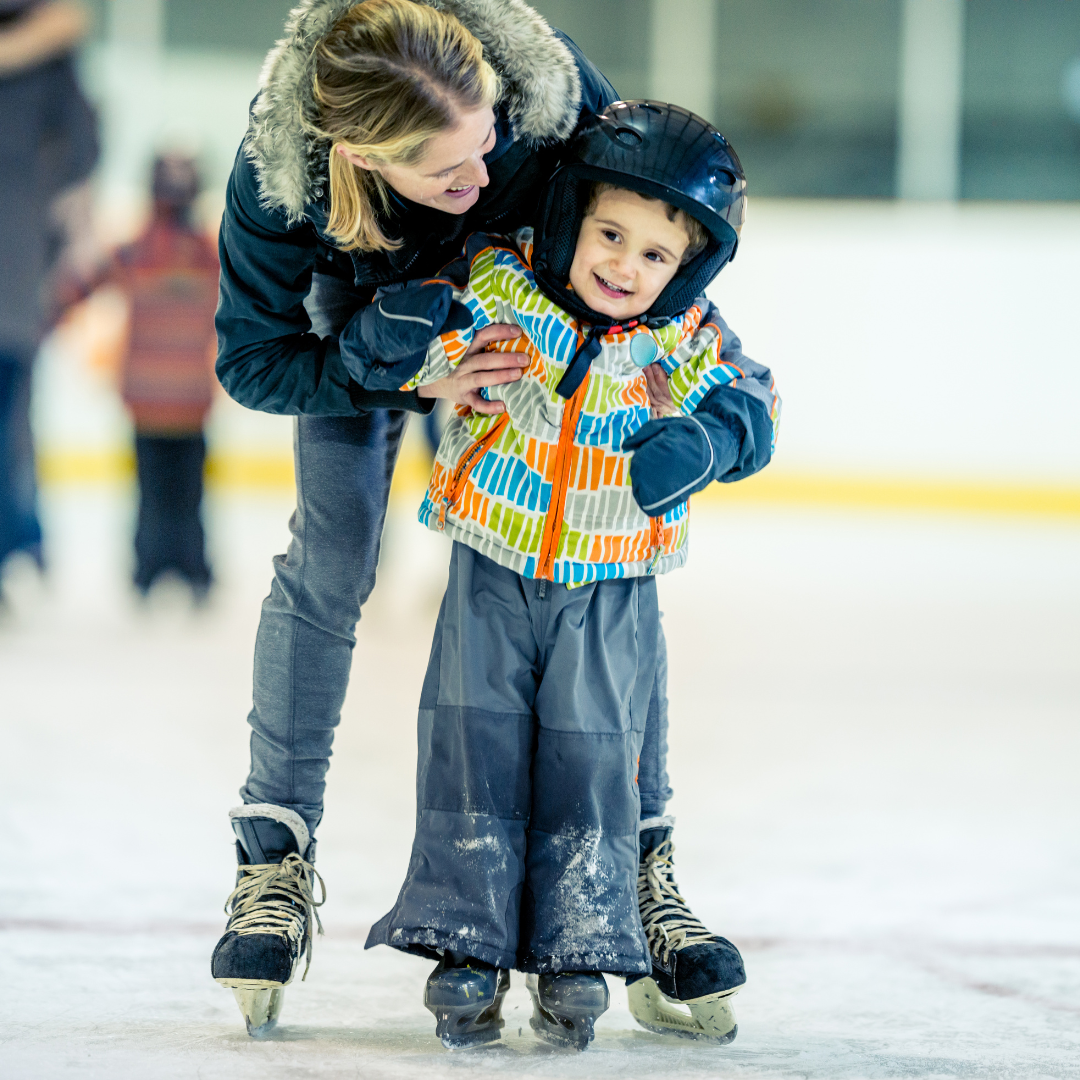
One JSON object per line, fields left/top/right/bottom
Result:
{"left": 568, "top": 188, "right": 691, "bottom": 321}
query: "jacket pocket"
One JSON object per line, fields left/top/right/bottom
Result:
{"left": 436, "top": 413, "right": 510, "bottom": 530}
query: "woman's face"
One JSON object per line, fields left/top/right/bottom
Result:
{"left": 339, "top": 106, "right": 496, "bottom": 214}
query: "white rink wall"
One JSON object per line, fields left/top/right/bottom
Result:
{"left": 36, "top": 199, "right": 1080, "bottom": 495}
{"left": 707, "top": 199, "right": 1080, "bottom": 484}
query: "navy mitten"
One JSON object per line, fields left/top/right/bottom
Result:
{"left": 623, "top": 413, "right": 739, "bottom": 517}
{"left": 338, "top": 282, "right": 473, "bottom": 390}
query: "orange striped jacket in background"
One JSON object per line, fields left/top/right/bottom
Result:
{"left": 113, "top": 219, "right": 219, "bottom": 434}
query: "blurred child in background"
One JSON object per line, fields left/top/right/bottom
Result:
{"left": 64, "top": 155, "right": 219, "bottom": 598}
{"left": 119, "top": 155, "right": 218, "bottom": 598}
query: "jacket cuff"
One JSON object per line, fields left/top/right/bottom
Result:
{"left": 347, "top": 381, "right": 434, "bottom": 414}
{"left": 347, "top": 283, "right": 468, "bottom": 391}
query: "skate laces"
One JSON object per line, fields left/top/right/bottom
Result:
{"left": 638, "top": 839, "right": 719, "bottom": 966}
{"left": 224, "top": 852, "right": 326, "bottom": 980}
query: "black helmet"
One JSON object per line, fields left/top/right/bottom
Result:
{"left": 532, "top": 101, "right": 746, "bottom": 328}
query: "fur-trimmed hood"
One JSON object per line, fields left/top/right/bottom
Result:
{"left": 245, "top": 0, "right": 583, "bottom": 222}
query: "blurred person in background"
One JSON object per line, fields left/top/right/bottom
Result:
{"left": 0, "top": 0, "right": 97, "bottom": 596}
{"left": 115, "top": 155, "right": 217, "bottom": 599}
{"left": 58, "top": 155, "right": 219, "bottom": 599}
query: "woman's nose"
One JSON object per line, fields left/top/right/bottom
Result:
{"left": 459, "top": 153, "right": 489, "bottom": 188}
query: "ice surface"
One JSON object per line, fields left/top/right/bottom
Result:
{"left": 2, "top": 488, "right": 1079, "bottom": 1078}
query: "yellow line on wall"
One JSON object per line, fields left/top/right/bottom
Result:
{"left": 694, "top": 470, "right": 1080, "bottom": 518}
{"left": 38, "top": 449, "right": 135, "bottom": 485}
{"left": 36, "top": 449, "right": 1080, "bottom": 520}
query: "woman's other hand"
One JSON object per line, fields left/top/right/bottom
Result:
{"left": 644, "top": 361, "right": 678, "bottom": 419}
{"left": 417, "top": 324, "right": 526, "bottom": 415}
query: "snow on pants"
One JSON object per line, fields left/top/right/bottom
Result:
{"left": 366, "top": 541, "right": 656, "bottom": 976}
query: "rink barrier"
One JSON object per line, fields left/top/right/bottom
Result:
{"left": 36, "top": 448, "right": 1080, "bottom": 520}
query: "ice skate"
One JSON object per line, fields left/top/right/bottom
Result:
{"left": 423, "top": 953, "right": 509, "bottom": 1049}
{"left": 627, "top": 816, "right": 745, "bottom": 1044}
{"left": 526, "top": 972, "right": 609, "bottom": 1050}
{"left": 211, "top": 805, "right": 325, "bottom": 1037}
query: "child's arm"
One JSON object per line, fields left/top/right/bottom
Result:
{"left": 623, "top": 301, "right": 780, "bottom": 517}
{"left": 337, "top": 235, "right": 506, "bottom": 391}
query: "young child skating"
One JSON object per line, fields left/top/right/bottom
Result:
{"left": 348, "top": 102, "right": 779, "bottom": 1050}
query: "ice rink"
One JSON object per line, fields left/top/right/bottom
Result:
{"left": 2, "top": 200, "right": 1079, "bottom": 1077}
{"left": 2, "top": 485, "right": 1078, "bottom": 1079}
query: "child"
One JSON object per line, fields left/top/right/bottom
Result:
{"left": 348, "top": 103, "right": 779, "bottom": 1050}
{"left": 61, "top": 155, "right": 219, "bottom": 597}
{"left": 121, "top": 156, "right": 218, "bottom": 597}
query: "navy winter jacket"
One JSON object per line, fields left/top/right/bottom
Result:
{"left": 214, "top": 0, "right": 618, "bottom": 417}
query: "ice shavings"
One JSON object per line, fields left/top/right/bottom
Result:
{"left": 541, "top": 828, "right": 627, "bottom": 972}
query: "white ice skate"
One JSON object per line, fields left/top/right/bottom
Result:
{"left": 211, "top": 805, "right": 325, "bottom": 1037}
{"left": 627, "top": 817, "right": 745, "bottom": 1044}
{"left": 627, "top": 977, "right": 739, "bottom": 1043}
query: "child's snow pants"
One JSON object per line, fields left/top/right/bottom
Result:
{"left": 367, "top": 541, "right": 656, "bottom": 975}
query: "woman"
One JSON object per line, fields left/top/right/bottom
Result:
{"left": 211, "top": 0, "right": 747, "bottom": 1041}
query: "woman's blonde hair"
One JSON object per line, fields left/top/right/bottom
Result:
{"left": 310, "top": 0, "right": 501, "bottom": 252}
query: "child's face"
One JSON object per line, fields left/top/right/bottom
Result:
{"left": 567, "top": 189, "right": 691, "bottom": 321}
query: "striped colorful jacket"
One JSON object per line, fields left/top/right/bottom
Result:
{"left": 397, "top": 229, "right": 779, "bottom": 584}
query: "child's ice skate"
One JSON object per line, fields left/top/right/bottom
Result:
{"left": 210, "top": 805, "right": 325, "bottom": 1037}
{"left": 627, "top": 816, "right": 745, "bottom": 1044}
{"left": 424, "top": 953, "right": 509, "bottom": 1049}
{"left": 526, "top": 972, "right": 609, "bottom": 1050}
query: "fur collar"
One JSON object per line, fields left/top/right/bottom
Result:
{"left": 246, "top": 0, "right": 582, "bottom": 222}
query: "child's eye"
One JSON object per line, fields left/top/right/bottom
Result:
{"left": 602, "top": 230, "right": 621, "bottom": 243}
{"left": 644, "top": 251, "right": 665, "bottom": 263}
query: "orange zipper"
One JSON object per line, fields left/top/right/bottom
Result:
{"left": 436, "top": 413, "right": 509, "bottom": 530}
{"left": 536, "top": 371, "right": 591, "bottom": 579}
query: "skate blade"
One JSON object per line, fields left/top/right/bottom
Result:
{"left": 528, "top": 1012, "right": 596, "bottom": 1051}
{"left": 221, "top": 984, "right": 285, "bottom": 1038}
{"left": 438, "top": 1022, "right": 503, "bottom": 1050}
{"left": 429, "top": 1005, "right": 504, "bottom": 1050}
{"left": 627, "top": 977, "right": 738, "bottom": 1044}
{"left": 525, "top": 976, "right": 604, "bottom": 1052}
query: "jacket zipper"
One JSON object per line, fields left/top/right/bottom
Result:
{"left": 648, "top": 516, "right": 664, "bottom": 574}
{"left": 536, "top": 368, "right": 591, "bottom": 580}
{"left": 436, "top": 413, "right": 509, "bottom": 530}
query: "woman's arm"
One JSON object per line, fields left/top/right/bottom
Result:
{"left": 0, "top": 1, "right": 87, "bottom": 77}
{"left": 215, "top": 149, "right": 430, "bottom": 416}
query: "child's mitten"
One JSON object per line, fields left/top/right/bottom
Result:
{"left": 623, "top": 413, "right": 738, "bottom": 517}
{"left": 338, "top": 282, "right": 472, "bottom": 390}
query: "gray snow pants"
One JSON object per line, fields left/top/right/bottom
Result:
{"left": 366, "top": 542, "right": 655, "bottom": 976}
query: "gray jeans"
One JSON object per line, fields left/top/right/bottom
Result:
{"left": 239, "top": 275, "right": 672, "bottom": 836}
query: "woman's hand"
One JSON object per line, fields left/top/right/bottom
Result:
{"left": 644, "top": 362, "right": 679, "bottom": 419}
{"left": 417, "top": 324, "right": 526, "bottom": 415}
